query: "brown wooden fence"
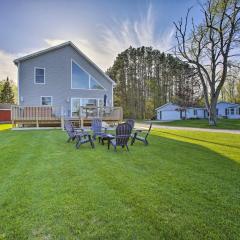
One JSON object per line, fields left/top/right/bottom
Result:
{"left": 11, "top": 105, "right": 123, "bottom": 128}
{"left": 11, "top": 105, "right": 61, "bottom": 121}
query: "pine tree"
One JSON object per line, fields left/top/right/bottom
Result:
{"left": 0, "top": 77, "right": 15, "bottom": 103}
{"left": 107, "top": 46, "right": 202, "bottom": 119}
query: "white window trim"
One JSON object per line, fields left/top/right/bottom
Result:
{"left": 230, "top": 108, "right": 235, "bottom": 115}
{"left": 70, "top": 97, "right": 103, "bottom": 117}
{"left": 71, "top": 59, "right": 105, "bottom": 90}
{"left": 40, "top": 96, "right": 53, "bottom": 106}
{"left": 111, "top": 84, "right": 113, "bottom": 107}
{"left": 34, "top": 67, "right": 46, "bottom": 84}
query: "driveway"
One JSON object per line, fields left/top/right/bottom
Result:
{"left": 135, "top": 122, "right": 240, "bottom": 134}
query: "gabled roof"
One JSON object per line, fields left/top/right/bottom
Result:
{"left": 187, "top": 107, "right": 206, "bottom": 110}
{"left": 13, "top": 41, "right": 116, "bottom": 85}
{"left": 227, "top": 103, "right": 240, "bottom": 108}
{"left": 155, "top": 102, "right": 180, "bottom": 111}
{"left": 217, "top": 101, "right": 235, "bottom": 106}
{"left": 156, "top": 102, "right": 207, "bottom": 111}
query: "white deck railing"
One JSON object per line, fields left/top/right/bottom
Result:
{"left": 70, "top": 106, "right": 123, "bottom": 120}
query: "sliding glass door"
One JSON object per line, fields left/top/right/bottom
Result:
{"left": 71, "top": 98, "right": 103, "bottom": 117}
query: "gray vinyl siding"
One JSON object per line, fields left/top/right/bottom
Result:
{"left": 18, "top": 45, "right": 113, "bottom": 116}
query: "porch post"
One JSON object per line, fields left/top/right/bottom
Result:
{"left": 36, "top": 107, "right": 39, "bottom": 128}
{"left": 61, "top": 105, "right": 64, "bottom": 131}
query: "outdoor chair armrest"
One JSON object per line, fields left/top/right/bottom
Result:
{"left": 134, "top": 129, "right": 148, "bottom": 133}
{"left": 115, "top": 134, "right": 131, "bottom": 139}
{"left": 75, "top": 128, "right": 87, "bottom": 132}
{"left": 101, "top": 126, "right": 108, "bottom": 133}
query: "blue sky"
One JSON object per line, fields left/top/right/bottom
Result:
{"left": 0, "top": 0, "right": 202, "bottom": 82}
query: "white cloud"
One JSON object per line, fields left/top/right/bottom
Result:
{"left": 0, "top": 3, "right": 175, "bottom": 84}
{"left": 0, "top": 50, "right": 17, "bottom": 82}
{"left": 45, "top": 4, "right": 175, "bottom": 70}
{"left": 97, "top": 4, "right": 175, "bottom": 68}
{"left": 44, "top": 39, "right": 66, "bottom": 46}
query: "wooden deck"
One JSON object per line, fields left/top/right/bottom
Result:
{"left": 11, "top": 105, "right": 123, "bottom": 128}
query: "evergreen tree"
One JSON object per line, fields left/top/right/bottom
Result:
{"left": 0, "top": 77, "right": 15, "bottom": 103}
{"left": 107, "top": 46, "right": 202, "bottom": 119}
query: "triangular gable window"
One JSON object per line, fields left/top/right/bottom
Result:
{"left": 71, "top": 59, "right": 105, "bottom": 90}
{"left": 90, "top": 76, "right": 104, "bottom": 90}
{"left": 72, "top": 61, "right": 89, "bottom": 89}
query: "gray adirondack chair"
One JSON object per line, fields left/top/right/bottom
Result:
{"left": 91, "top": 118, "right": 107, "bottom": 141}
{"left": 126, "top": 119, "right": 135, "bottom": 130}
{"left": 64, "top": 120, "right": 94, "bottom": 149}
{"left": 64, "top": 120, "right": 83, "bottom": 142}
{"left": 131, "top": 123, "right": 152, "bottom": 146}
{"left": 108, "top": 122, "right": 132, "bottom": 151}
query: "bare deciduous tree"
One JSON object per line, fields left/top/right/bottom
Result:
{"left": 174, "top": 0, "right": 240, "bottom": 125}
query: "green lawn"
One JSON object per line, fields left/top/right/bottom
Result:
{"left": 153, "top": 118, "right": 240, "bottom": 130}
{"left": 0, "top": 127, "right": 240, "bottom": 239}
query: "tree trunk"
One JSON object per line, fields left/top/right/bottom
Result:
{"left": 208, "top": 99, "right": 217, "bottom": 126}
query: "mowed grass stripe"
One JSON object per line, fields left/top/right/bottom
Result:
{"left": 0, "top": 129, "right": 239, "bottom": 239}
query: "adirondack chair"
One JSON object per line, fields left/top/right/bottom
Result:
{"left": 126, "top": 119, "right": 135, "bottom": 130}
{"left": 91, "top": 118, "right": 107, "bottom": 141}
{"left": 64, "top": 120, "right": 94, "bottom": 149}
{"left": 64, "top": 120, "right": 84, "bottom": 142}
{"left": 108, "top": 123, "right": 132, "bottom": 151}
{"left": 131, "top": 123, "right": 152, "bottom": 146}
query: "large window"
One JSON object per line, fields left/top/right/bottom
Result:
{"left": 35, "top": 68, "right": 45, "bottom": 84}
{"left": 71, "top": 61, "right": 89, "bottom": 89}
{"left": 71, "top": 60, "right": 104, "bottom": 90}
{"left": 71, "top": 98, "right": 103, "bottom": 117}
{"left": 41, "top": 96, "right": 52, "bottom": 106}
{"left": 90, "top": 76, "right": 104, "bottom": 90}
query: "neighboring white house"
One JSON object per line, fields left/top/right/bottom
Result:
{"left": 156, "top": 103, "right": 184, "bottom": 121}
{"left": 216, "top": 101, "right": 240, "bottom": 119}
{"left": 155, "top": 103, "right": 192, "bottom": 121}
{"left": 216, "top": 101, "right": 236, "bottom": 118}
{"left": 156, "top": 103, "right": 207, "bottom": 121}
{"left": 185, "top": 107, "right": 207, "bottom": 119}
{"left": 227, "top": 103, "right": 240, "bottom": 119}
{"left": 156, "top": 101, "right": 240, "bottom": 121}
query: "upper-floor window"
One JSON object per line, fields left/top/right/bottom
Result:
{"left": 35, "top": 68, "right": 45, "bottom": 84}
{"left": 90, "top": 76, "right": 104, "bottom": 90}
{"left": 41, "top": 96, "right": 52, "bottom": 106}
{"left": 71, "top": 60, "right": 104, "bottom": 90}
